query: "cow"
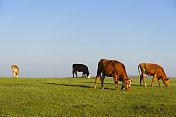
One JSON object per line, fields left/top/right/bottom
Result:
{"left": 94, "top": 59, "right": 132, "bottom": 91}
{"left": 72, "top": 64, "right": 90, "bottom": 78}
{"left": 138, "top": 63, "right": 169, "bottom": 87}
{"left": 11, "top": 65, "right": 19, "bottom": 78}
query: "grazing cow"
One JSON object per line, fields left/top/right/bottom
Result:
{"left": 11, "top": 65, "right": 19, "bottom": 78}
{"left": 72, "top": 64, "right": 90, "bottom": 78}
{"left": 138, "top": 63, "right": 169, "bottom": 87}
{"left": 94, "top": 59, "right": 132, "bottom": 91}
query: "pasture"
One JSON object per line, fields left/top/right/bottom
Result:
{"left": 0, "top": 77, "right": 175, "bottom": 117}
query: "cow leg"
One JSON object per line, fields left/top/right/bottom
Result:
{"left": 14, "top": 72, "right": 16, "bottom": 78}
{"left": 84, "top": 72, "right": 86, "bottom": 78}
{"left": 84, "top": 73, "right": 86, "bottom": 78}
{"left": 158, "top": 79, "right": 162, "bottom": 87}
{"left": 75, "top": 71, "right": 78, "bottom": 77}
{"left": 82, "top": 72, "right": 84, "bottom": 78}
{"left": 16, "top": 72, "right": 18, "bottom": 78}
{"left": 121, "top": 84, "right": 124, "bottom": 90}
{"left": 151, "top": 75, "right": 156, "bottom": 87}
{"left": 142, "top": 72, "right": 147, "bottom": 87}
{"left": 140, "top": 75, "right": 142, "bottom": 86}
{"left": 114, "top": 76, "right": 118, "bottom": 90}
{"left": 101, "top": 75, "right": 105, "bottom": 89}
{"left": 94, "top": 76, "right": 99, "bottom": 89}
{"left": 15, "top": 72, "right": 17, "bottom": 78}
{"left": 94, "top": 67, "right": 102, "bottom": 89}
{"left": 84, "top": 73, "right": 85, "bottom": 78}
{"left": 73, "top": 70, "right": 75, "bottom": 78}
{"left": 13, "top": 71, "right": 15, "bottom": 78}
{"left": 82, "top": 72, "right": 86, "bottom": 78}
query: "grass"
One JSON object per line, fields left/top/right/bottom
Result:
{"left": 0, "top": 77, "right": 175, "bottom": 117}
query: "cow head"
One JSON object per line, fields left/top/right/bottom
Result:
{"left": 11, "top": 65, "right": 16, "bottom": 71}
{"left": 163, "top": 78, "right": 169, "bottom": 87}
{"left": 122, "top": 79, "right": 132, "bottom": 91}
{"left": 11, "top": 65, "right": 14, "bottom": 69}
{"left": 87, "top": 73, "right": 91, "bottom": 78}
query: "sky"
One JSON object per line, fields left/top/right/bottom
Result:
{"left": 0, "top": 0, "right": 176, "bottom": 78}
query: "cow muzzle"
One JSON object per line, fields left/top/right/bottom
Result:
{"left": 87, "top": 73, "right": 91, "bottom": 78}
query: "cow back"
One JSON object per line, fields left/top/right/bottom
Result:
{"left": 73, "top": 64, "right": 89, "bottom": 73}
{"left": 99, "top": 59, "right": 128, "bottom": 80}
{"left": 142, "top": 63, "right": 167, "bottom": 79}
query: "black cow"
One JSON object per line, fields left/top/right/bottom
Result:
{"left": 72, "top": 64, "right": 90, "bottom": 78}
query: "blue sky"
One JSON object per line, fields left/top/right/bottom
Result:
{"left": 0, "top": 0, "right": 176, "bottom": 77}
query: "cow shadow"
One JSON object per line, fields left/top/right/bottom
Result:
{"left": 83, "top": 82, "right": 124, "bottom": 90}
{"left": 45, "top": 83, "right": 119, "bottom": 90}
{"left": 84, "top": 82, "right": 147, "bottom": 89}
{"left": 45, "top": 83, "right": 92, "bottom": 89}
{"left": 84, "top": 82, "right": 123, "bottom": 85}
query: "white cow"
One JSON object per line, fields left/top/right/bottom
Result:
{"left": 11, "top": 65, "right": 19, "bottom": 78}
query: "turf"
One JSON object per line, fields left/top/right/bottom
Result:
{"left": 0, "top": 77, "right": 175, "bottom": 117}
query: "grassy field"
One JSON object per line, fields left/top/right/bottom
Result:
{"left": 0, "top": 77, "right": 175, "bottom": 117}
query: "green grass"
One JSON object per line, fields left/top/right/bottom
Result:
{"left": 0, "top": 77, "right": 175, "bottom": 117}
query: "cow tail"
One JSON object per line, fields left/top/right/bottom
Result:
{"left": 138, "top": 65, "right": 141, "bottom": 79}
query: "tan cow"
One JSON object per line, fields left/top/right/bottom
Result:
{"left": 138, "top": 63, "right": 169, "bottom": 87}
{"left": 94, "top": 59, "right": 132, "bottom": 91}
{"left": 11, "top": 65, "right": 19, "bottom": 78}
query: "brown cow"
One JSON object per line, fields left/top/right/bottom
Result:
{"left": 11, "top": 65, "right": 19, "bottom": 78}
{"left": 94, "top": 59, "right": 132, "bottom": 91}
{"left": 138, "top": 63, "right": 169, "bottom": 87}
